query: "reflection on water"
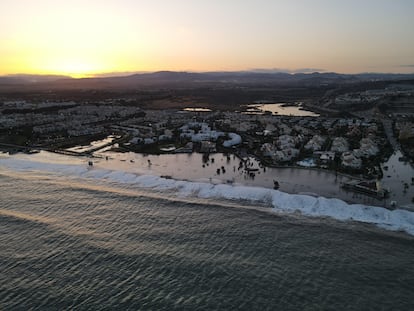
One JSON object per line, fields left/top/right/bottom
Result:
{"left": 245, "top": 103, "right": 320, "bottom": 117}
{"left": 183, "top": 107, "right": 212, "bottom": 112}
{"left": 381, "top": 151, "right": 414, "bottom": 208}
{"left": 94, "top": 151, "right": 390, "bottom": 206}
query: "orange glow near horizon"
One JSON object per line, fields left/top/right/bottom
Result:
{"left": 38, "top": 59, "right": 115, "bottom": 78}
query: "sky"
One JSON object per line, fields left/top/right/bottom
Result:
{"left": 1, "top": 0, "right": 414, "bottom": 77}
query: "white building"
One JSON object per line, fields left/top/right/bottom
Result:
{"left": 223, "top": 133, "right": 242, "bottom": 147}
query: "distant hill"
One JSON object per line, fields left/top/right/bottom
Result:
{"left": 0, "top": 74, "right": 72, "bottom": 85}
{"left": 1, "top": 71, "right": 414, "bottom": 91}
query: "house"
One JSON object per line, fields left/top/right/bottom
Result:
{"left": 261, "top": 143, "right": 277, "bottom": 157}
{"left": 341, "top": 151, "right": 362, "bottom": 169}
{"left": 358, "top": 137, "right": 379, "bottom": 157}
{"left": 330, "top": 137, "right": 349, "bottom": 153}
{"left": 305, "top": 135, "right": 326, "bottom": 151}
{"left": 273, "top": 148, "right": 299, "bottom": 162}
{"left": 277, "top": 135, "right": 297, "bottom": 149}
{"left": 158, "top": 129, "right": 173, "bottom": 141}
{"left": 316, "top": 151, "right": 336, "bottom": 163}
{"left": 180, "top": 122, "right": 224, "bottom": 142}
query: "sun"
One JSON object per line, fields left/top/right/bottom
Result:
{"left": 56, "top": 61, "right": 98, "bottom": 78}
{"left": 36, "top": 58, "right": 105, "bottom": 78}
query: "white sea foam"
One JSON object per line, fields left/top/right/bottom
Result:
{"left": 2, "top": 156, "right": 414, "bottom": 236}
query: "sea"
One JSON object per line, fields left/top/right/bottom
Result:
{"left": 1, "top": 153, "right": 414, "bottom": 310}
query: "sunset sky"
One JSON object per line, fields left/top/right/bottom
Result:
{"left": 1, "top": 0, "right": 414, "bottom": 77}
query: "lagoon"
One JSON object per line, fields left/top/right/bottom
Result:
{"left": 245, "top": 102, "right": 320, "bottom": 117}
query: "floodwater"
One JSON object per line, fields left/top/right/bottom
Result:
{"left": 94, "top": 151, "right": 411, "bottom": 208}
{"left": 381, "top": 150, "right": 414, "bottom": 208}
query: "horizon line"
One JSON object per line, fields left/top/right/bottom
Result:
{"left": 2, "top": 69, "right": 414, "bottom": 80}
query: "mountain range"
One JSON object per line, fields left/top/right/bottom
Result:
{"left": 1, "top": 71, "right": 414, "bottom": 91}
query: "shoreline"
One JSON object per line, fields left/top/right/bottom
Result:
{"left": 2, "top": 150, "right": 414, "bottom": 237}
{"left": 1, "top": 140, "right": 412, "bottom": 209}
{"left": 0, "top": 148, "right": 393, "bottom": 207}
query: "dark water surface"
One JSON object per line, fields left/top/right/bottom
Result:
{"left": 1, "top": 172, "right": 413, "bottom": 310}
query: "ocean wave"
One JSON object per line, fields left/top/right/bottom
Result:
{"left": 1, "top": 156, "right": 414, "bottom": 236}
